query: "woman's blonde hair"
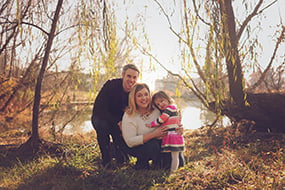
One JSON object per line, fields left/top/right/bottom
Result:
{"left": 125, "top": 83, "right": 153, "bottom": 115}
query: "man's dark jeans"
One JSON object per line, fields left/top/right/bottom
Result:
{"left": 92, "top": 117, "right": 129, "bottom": 166}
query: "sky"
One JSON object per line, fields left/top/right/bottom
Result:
{"left": 113, "top": 0, "right": 182, "bottom": 90}
{"left": 112, "top": 0, "right": 285, "bottom": 90}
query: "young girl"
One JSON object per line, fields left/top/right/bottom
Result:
{"left": 146, "top": 90, "right": 185, "bottom": 172}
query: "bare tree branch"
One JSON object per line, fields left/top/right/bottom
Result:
{"left": 153, "top": 0, "right": 187, "bottom": 44}
{"left": 137, "top": 41, "right": 210, "bottom": 108}
{"left": 249, "top": 26, "right": 285, "bottom": 91}
{"left": 192, "top": 0, "right": 211, "bottom": 26}
{"left": 0, "top": 0, "right": 32, "bottom": 54}
{"left": 237, "top": 0, "right": 278, "bottom": 40}
{"left": 236, "top": 0, "right": 263, "bottom": 40}
{"left": 0, "top": 46, "right": 43, "bottom": 112}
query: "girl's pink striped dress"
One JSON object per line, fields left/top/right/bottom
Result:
{"left": 151, "top": 105, "right": 185, "bottom": 152}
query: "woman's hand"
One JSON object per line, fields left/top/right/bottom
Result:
{"left": 176, "top": 124, "right": 184, "bottom": 135}
{"left": 143, "top": 125, "right": 167, "bottom": 143}
{"left": 152, "top": 126, "right": 168, "bottom": 139}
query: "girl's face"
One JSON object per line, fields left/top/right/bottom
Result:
{"left": 154, "top": 98, "right": 169, "bottom": 110}
{"left": 135, "top": 87, "right": 150, "bottom": 110}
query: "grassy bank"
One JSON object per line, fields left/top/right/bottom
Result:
{"left": 0, "top": 127, "right": 284, "bottom": 190}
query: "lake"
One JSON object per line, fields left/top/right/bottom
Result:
{"left": 54, "top": 99, "right": 230, "bottom": 135}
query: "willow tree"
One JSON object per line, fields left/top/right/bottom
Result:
{"left": 219, "top": 0, "right": 246, "bottom": 107}
{"left": 153, "top": 0, "right": 285, "bottom": 132}
{"left": 76, "top": 0, "right": 117, "bottom": 90}
{"left": 75, "top": 0, "right": 141, "bottom": 95}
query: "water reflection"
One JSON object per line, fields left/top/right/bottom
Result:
{"left": 178, "top": 99, "right": 220, "bottom": 130}
{"left": 51, "top": 99, "right": 228, "bottom": 135}
{"left": 181, "top": 106, "right": 202, "bottom": 129}
{"left": 62, "top": 120, "right": 94, "bottom": 135}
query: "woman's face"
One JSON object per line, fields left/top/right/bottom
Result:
{"left": 135, "top": 87, "right": 150, "bottom": 110}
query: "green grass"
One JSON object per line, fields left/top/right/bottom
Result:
{"left": 0, "top": 127, "right": 284, "bottom": 190}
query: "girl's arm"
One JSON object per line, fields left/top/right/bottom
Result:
{"left": 150, "top": 107, "right": 172, "bottom": 127}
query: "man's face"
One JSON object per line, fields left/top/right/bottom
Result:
{"left": 122, "top": 69, "right": 139, "bottom": 92}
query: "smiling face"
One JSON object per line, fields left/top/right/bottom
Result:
{"left": 154, "top": 97, "right": 170, "bottom": 110}
{"left": 122, "top": 68, "right": 139, "bottom": 92}
{"left": 135, "top": 87, "right": 151, "bottom": 111}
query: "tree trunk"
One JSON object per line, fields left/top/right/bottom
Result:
{"left": 29, "top": 0, "right": 63, "bottom": 149}
{"left": 219, "top": 0, "right": 246, "bottom": 106}
{"left": 219, "top": 92, "right": 285, "bottom": 133}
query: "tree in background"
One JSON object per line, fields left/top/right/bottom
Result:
{"left": 75, "top": 0, "right": 143, "bottom": 94}
{"left": 0, "top": 0, "right": 144, "bottom": 155}
{"left": 0, "top": 0, "right": 77, "bottom": 117}
{"left": 152, "top": 0, "right": 285, "bottom": 132}
{"left": 17, "top": 0, "right": 63, "bottom": 153}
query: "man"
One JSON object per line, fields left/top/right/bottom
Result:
{"left": 91, "top": 64, "right": 140, "bottom": 167}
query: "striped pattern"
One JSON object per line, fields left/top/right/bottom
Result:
{"left": 150, "top": 104, "right": 185, "bottom": 152}
{"left": 151, "top": 105, "right": 179, "bottom": 128}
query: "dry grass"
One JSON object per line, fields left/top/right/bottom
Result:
{"left": 0, "top": 126, "right": 284, "bottom": 190}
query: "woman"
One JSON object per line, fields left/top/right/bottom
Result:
{"left": 122, "top": 83, "right": 184, "bottom": 170}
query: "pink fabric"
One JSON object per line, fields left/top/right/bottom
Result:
{"left": 150, "top": 104, "right": 184, "bottom": 152}
{"left": 151, "top": 105, "right": 180, "bottom": 127}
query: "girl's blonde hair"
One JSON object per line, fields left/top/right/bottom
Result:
{"left": 152, "top": 90, "right": 173, "bottom": 110}
{"left": 125, "top": 83, "right": 153, "bottom": 115}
